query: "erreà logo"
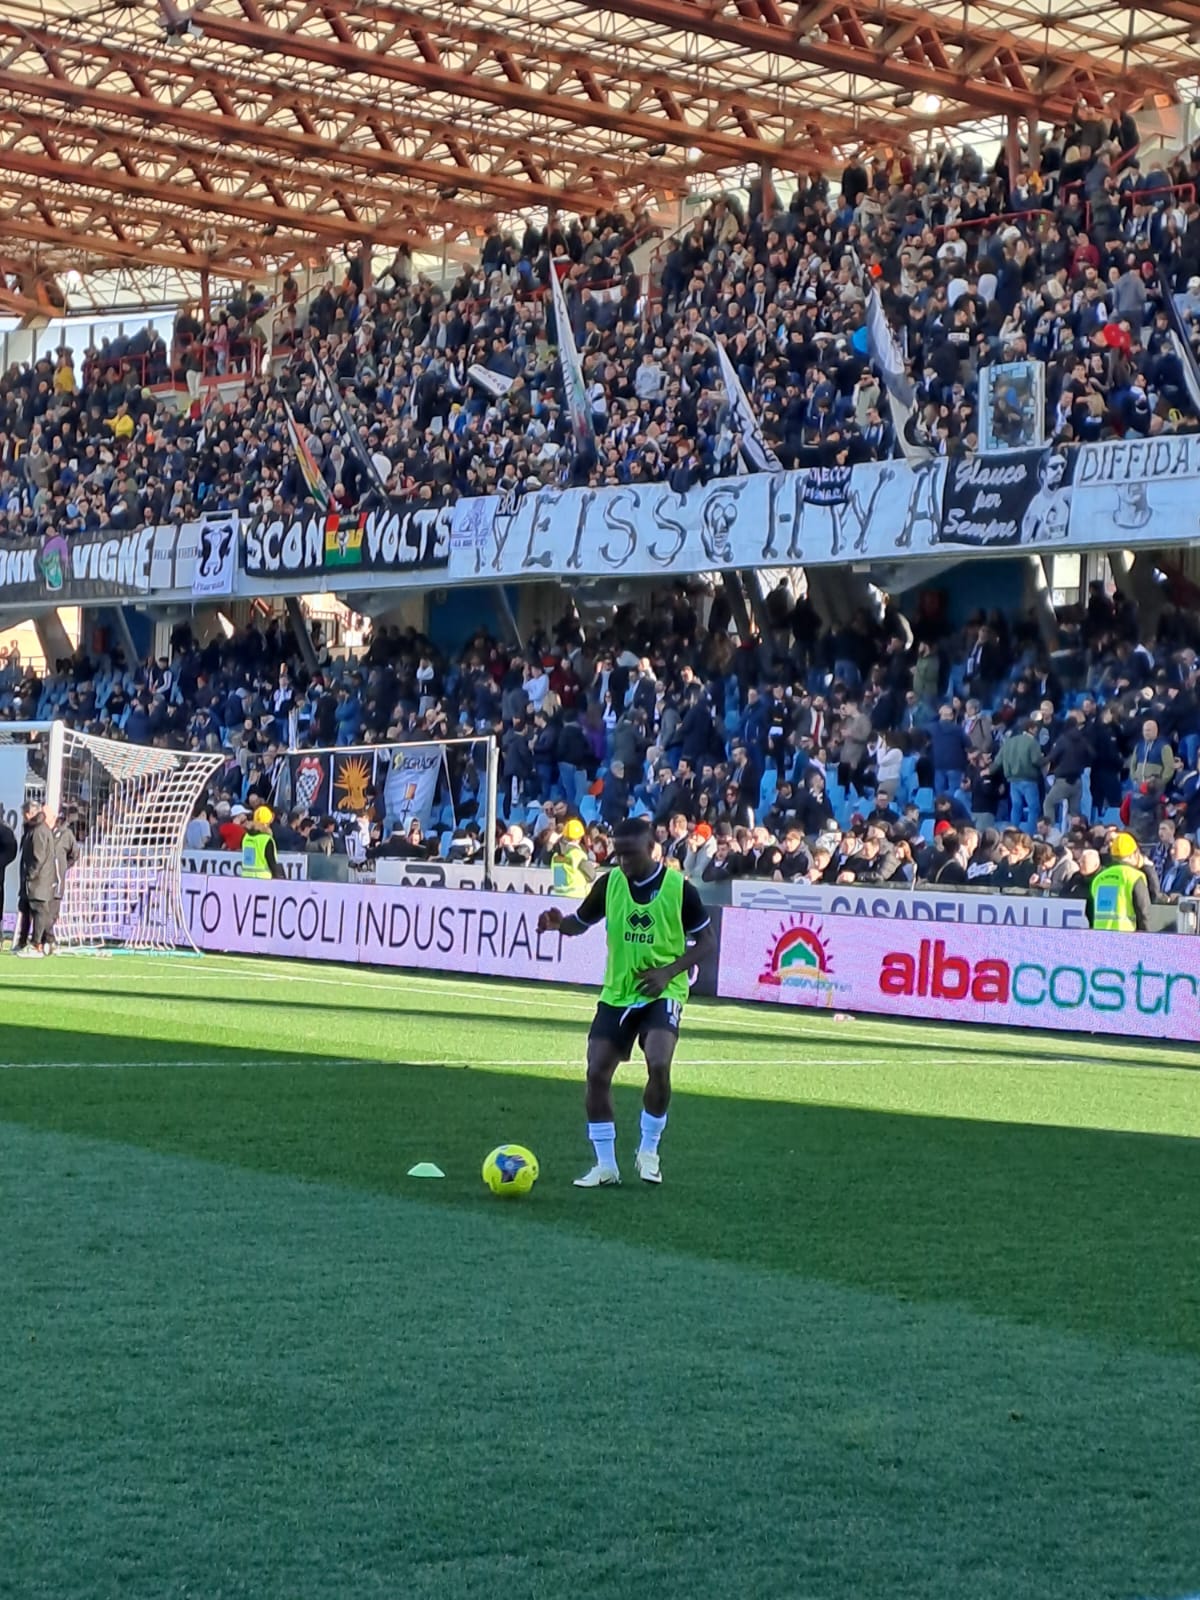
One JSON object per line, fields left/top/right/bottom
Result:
{"left": 759, "top": 916, "right": 834, "bottom": 988}
{"left": 627, "top": 912, "right": 654, "bottom": 931}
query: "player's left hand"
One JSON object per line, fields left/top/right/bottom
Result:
{"left": 634, "top": 965, "right": 671, "bottom": 998}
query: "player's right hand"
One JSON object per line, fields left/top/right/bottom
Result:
{"left": 537, "top": 908, "right": 564, "bottom": 934}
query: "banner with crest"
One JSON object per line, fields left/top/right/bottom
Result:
{"left": 286, "top": 743, "right": 445, "bottom": 828}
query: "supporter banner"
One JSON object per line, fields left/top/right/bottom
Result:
{"left": 286, "top": 743, "right": 445, "bottom": 828}
{"left": 1065, "top": 436, "right": 1200, "bottom": 549}
{"left": 977, "top": 360, "right": 1046, "bottom": 454}
{"left": 243, "top": 500, "right": 451, "bottom": 581}
{"left": 181, "top": 848, "right": 308, "bottom": 880}
{"left": 730, "top": 878, "right": 1089, "bottom": 930}
{"left": 718, "top": 909, "right": 1200, "bottom": 1042}
{"left": 0, "top": 526, "right": 159, "bottom": 604}
{"left": 380, "top": 745, "right": 443, "bottom": 829}
{"left": 446, "top": 439, "right": 1178, "bottom": 581}
{"left": 183, "top": 875, "right": 722, "bottom": 995}
{"left": 189, "top": 510, "right": 238, "bottom": 598}
{"left": 937, "top": 445, "right": 1076, "bottom": 548}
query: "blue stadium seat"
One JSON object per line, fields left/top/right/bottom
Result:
{"left": 759, "top": 768, "right": 778, "bottom": 811}
{"left": 899, "top": 753, "right": 919, "bottom": 804}
{"left": 915, "top": 786, "right": 934, "bottom": 815}
{"left": 580, "top": 794, "right": 600, "bottom": 825}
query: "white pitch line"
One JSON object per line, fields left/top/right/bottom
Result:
{"left": 11, "top": 952, "right": 894, "bottom": 1043}
{"left": 0, "top": 1055, "right": 881, "bottom": 1073}
{"left": 12, "top": 949, "right": 1200, "bottom": 1071}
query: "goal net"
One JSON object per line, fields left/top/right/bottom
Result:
{"left": 46, "top": 725, "right": 224, "bottom": 951}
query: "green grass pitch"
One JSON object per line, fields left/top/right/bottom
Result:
{"left": 1, "top": 952, "right": 1199, "bottom": 1600}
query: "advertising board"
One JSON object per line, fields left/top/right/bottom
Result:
{"left": 182, "top": 876, "right": 722, "bottom": 995}
{"left": 183, "top": 876, "right": 604, "bottom": 983}
{"left": 729, "top": 879, "right": 1089, "bottom": 929}
{"left": 717, "top": 907, "right": 1200, "bottom": 1042}
{"left": 182, "top": 850, "right": 309, "bottom": 880}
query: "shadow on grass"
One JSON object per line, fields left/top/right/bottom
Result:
{"left": 9, "top": 978, "right": 1200, "bottom": 1073}
{"left": 1, "top": 1022, "right": 1198, "bottom": 1358}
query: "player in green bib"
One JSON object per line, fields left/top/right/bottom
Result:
{"left": 538, "top": 817, "right": 715, "bottom": 1188}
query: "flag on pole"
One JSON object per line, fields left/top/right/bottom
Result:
{"left": 713, "top": 336, "right": 782, "bottom": 472}
{"left": 311, "top": 357, "right": 390, "bottom": 499}
{"left": 284, "top": 403, "right": 331, "bottom": 511}
{"left": 865, "top": 283, "right": 934, "bottom": 468}
{"left": 1157, "top": 266, "right": 1200, "bottom": 419}
{"left": 548, "top": 264, "right": 596, "bottom": 470}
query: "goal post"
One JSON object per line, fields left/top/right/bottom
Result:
{"left": 32, "top": 723, "right": 225, "bottom": 952}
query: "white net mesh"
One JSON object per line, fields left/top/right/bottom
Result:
{"left": 50, "top": 727, "right": 224, "bottom": 951}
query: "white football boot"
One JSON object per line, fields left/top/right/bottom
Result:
{"left": 634, "top": 1151, "right": 662, "bottom": 1185}
{"left": 573, "top": 1164, "right": 621, "bottom": 1188}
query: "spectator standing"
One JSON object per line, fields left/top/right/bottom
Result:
{"left": 15, "top": 800, "right": 55, "bottom": 958}
{"left": 990, "top": 720, "right": 1044, "bottom": 830}
{"left": 930, "top": 704, "right": 970, "bottom": 797}
{"left": 1128, "top": 719, "right": 1175, "bottom": 787}
{"left": 44, "top": 808, "right": 79, "bottom": 952}
{"left": 1043, "top": 710, "right": 1092, "bottom": 823}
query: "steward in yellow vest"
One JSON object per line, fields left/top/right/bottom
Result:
{"left": 550, "top": 817, "right": 597, "bottom": 897}
{"left": 1087, "top": 833, "right": 1151, "bottom": 932}
{"left": 240, "top": 806, "right": 284, "bottom": 880}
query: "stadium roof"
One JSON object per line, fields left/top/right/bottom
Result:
{"left": 1, "top": 0, "right": 1198, "bottom": 299}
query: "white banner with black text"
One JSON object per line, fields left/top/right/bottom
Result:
{"left": 447, "top": 437, "right": 1196, "bottom": 580}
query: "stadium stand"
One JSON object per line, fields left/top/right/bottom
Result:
{"left": 6, "top": 570, "right": 1200, "bottom": 907}
{"left": 4, "top": 124, "right": 1200, "bottom": 911}
{"left": 3, "top": 122, "right": 1200, "bottom": 544}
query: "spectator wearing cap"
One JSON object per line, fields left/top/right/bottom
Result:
{"left": 682, "top": 822, "right": 715, "bottom": 883}
{"left": 930, "top": 826, "right": 969, "bottom": 885}
{"left": 212, "top": 801, "right": 244, "bottom": 851}
{"left": 1088, "top": 832, "right": 1152, "bottom": 932}
{"left": 549, "top": 817, "right": 595, "bottom": 895}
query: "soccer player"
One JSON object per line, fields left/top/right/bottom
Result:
{"left": 537, "top": 816, "right": 715, "bottom": 1187}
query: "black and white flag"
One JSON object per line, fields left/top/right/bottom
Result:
{"left": 713, "top": 337, "right": 782, "bottom": 473}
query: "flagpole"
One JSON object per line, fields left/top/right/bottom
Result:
{"left": 483, "top": 735, "right": 499, "bottom": 892}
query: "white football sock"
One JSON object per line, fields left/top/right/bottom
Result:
{"left": 587, "top": 1121, "right": 617, "bottom": 1170}
{"left": 638, "top": 1109, "right": 667, "bottom": 1156}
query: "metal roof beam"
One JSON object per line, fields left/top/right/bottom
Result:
{"left": 575, "top": 0, "right": 1175, "bottom": 116}
{"left": 0, "top": 21, "right": 668, "bottom": 198}
{"left": 189, "top": 9, "right": 832, "bottom": 172}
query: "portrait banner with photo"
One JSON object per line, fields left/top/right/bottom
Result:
{"left": 978, "top": 361, "right": 1046, "bottom": 454}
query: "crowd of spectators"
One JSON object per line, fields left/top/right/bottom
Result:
{"left": 6, "top": 574, "right": 1200, "bottom": 917}
{"left": 3, "top": 106, "right": 1200, "bottom": 542}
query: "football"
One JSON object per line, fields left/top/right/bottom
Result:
{"left": 481, "top": 1144, "right": 539, "bottom": 1196}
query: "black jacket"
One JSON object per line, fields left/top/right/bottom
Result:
{"left": 19, "top": 818, "right": 56, "bottom": 901}
{"left": 0, "top": 820, "right": 16, "bottom": 877}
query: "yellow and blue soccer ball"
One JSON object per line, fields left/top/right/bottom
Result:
{"left": 481, "top": 1144, "right": 539, "bottom": 1197}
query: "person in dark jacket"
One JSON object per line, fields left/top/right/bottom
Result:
{"left": 599, "top": 760, "right": 631, "bottom": 828}
{"left": 16, "top": 800, "right": 55, "bottom": 957}
{"left": 0, "top": 815, "right": 16, "bottom": 949}
{"left": 929, "top": 704, "right": 970, "bottom": 796}
{"left": 44, "top": 809, "right": 79, "bottom": 953}
{"left": 1087, "top": 707, "right": 1125, "bottom": 815}
{"left": 1042, "top": 710, "right": 1093, "bottom": 821}
{"left": 501, "top": 718, "right": 535, "bottom": 808}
